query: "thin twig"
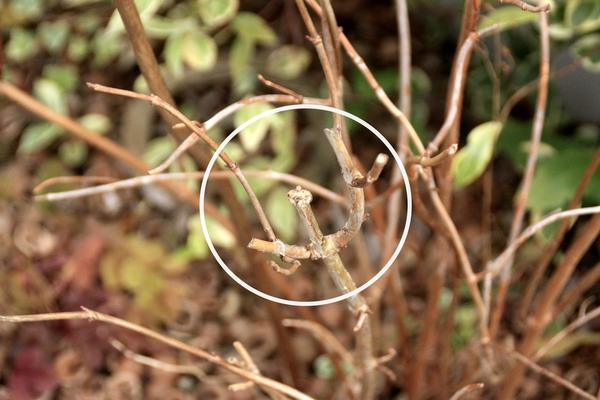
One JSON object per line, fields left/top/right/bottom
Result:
{"left": 485, "top": 206, "right": 600, "bottom": 278}
{"left": 0, "top": 81, "right": 232, "bottom": 223}
{"left": 429, "top": 32, "right": 480, "bottom": 152}
{"left": 499, "top": 346, "right": 595, "bottom": 400}
{"left": 34, "top": 170, "right": 346, "bottom": 206}
{"left": 407, "top": 144, "right": 458, "bottom": 167}
{"left": 110, "top": 339, "right": 204, "bottom": 379}
{"left": 149, "top": 94, "right": 328, "bottom": 175}
{"left": 88, "top": 83, "right": 298, "bottom": 266}
{"left": 489, "top": 10, "right": 550, "bottom": 339}
{"left": 534, "top": 306, "right": 600, "bottom": 361}
{"left": 557, "top": 261, "right": 600, "bottom": 313}
{"left": 519, "top": 148, "right": 600, "bottom": 318}
{"left": 498, "top": 213, "right": 600, "bottom": 399}
{"left": 257, "top": 75, "right": 304, "bottom": 102}
{"left": 449, "top": 383, "right": 485, "bottom": 400}
{"left": 499, "top": 0, "right": 551, "bottom": 13}
{"left": 232, "top": 341, "right": 288, "bottom": 400}
{"left": 0, "top": 309, "right": 314, "bottom": 400}
{"left": 303, "top": 0, "right": 425, "bottom": 155}
{"left": 33, "top": 176, "right": 117, "bottom": 194}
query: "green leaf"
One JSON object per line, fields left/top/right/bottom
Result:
{"left": 527, "top": 148, "right": 600, "bottom": 213}
{"left": 33, "top": 79, "right": 67, "bottom": 115}
{"left": 232, "top": 12, "right": 277, "bottom": 45}
{"left": 6, "top": 28, "right": 39, "bottom": 63}
{"left": 92, "top": 31, "right": 124, "bottom": 68}
{"left": 18, "top": 122, "right": 63, "bottom": 154}
{"left": 266, "top": 45, "right": 311, "bottom": 80}
{"left": 266, "top": 187, "right": 298, "bottom": 242}
{"left": 234, "top": 102, "right": 275, "bottom": 153}
{"left": 571, "top": 34, "right": 600, "bottom": 72}
{"left": 79, "top": 113, "right": 112, "bottom": 135}
{"left": 565, "top": 0, "right": 600, "bottom": 33}
{"left": 181, "top": 30, "right": 218, "bottom": 71}
{"left": 229, "top": 38, "right": 256, "bottom": 93}
{"left": 145, "top": 16, "right": 195, "bottom": 39}
{"left": 143, "top": 137, "right": 176, "bottom": 167}
{"left": 59, "top": 140, "right": 88, "bottom": 167}
{"left": 452, "top": 121, "right": 503, "bottom": 188}
{"left": 164, "top": 33, "right": 185, "bottom": 78}
{"left": 198, "top": 0, "right": 239, "bottom": 27}
{"left": 206, "top": 216, "right": 236, "bottom": 248}
{"left": 120, "top": 257, "right": 147, "bottom": 290}
{"left": 43, "top": 64, "right": 79, "bottom": 93}
{"left": 478, "top": 6, "right": 538, "bottom": 32}
{"left": 314, "top": 355, "right": 335, "bottom": 380}
{"left": 74, "top": 14, "right": 101, "bottom": 33}
{"left": 38, "top": 20, "right": 70, "bottom": 54}
{"left": 106, "top": 0, "right": 162, "bottom": 35}
{"left": 6, "top": 0, "right": 43, "bottom": 24}
{"left": 67, "top": 35, "right": 89, "bottom": 62}
{"left": 185, "top": 217, "right": 209, "bottom": 259}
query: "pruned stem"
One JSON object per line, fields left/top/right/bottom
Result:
{"left": 285, "top": 186, "right": 374, "bottom": 398}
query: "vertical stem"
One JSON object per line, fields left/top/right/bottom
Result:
{"left": 489, "top": 10, "right": 550, "bottom": 340}
{"left": 288, "top": 187, "right": 375, "bottom": 399}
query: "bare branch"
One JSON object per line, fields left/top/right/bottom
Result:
{"left": 110, "top": 339, "right": 204, "bottom": 378}
{"left": 35, "top": 170, "right": 346, "bottom": 207}
{"left": 489, "top": 10, "right": 550, "bottom": 339}
{"left": 149, "top": 94, "right": 328, "bottom": 175}
{"left": 534, "top": 306, "right": 600, "bottom": 361}
{"left": 498, "top": 346, "right": 595, "bottom": 400}
{"left": 499, "top": 0, "right": 551, "bottom": 13}
{"left": 486, "top": 206, "right": 600, "bottom": 278}
{"left": 0, "top": 309, "right": 314, "bottom": 400}
{"left": 449, "top": 383, "right": 485, "bottom": 400}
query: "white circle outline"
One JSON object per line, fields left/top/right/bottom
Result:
{"left": 199, "top": 104, "right": 412, "bottom": 306}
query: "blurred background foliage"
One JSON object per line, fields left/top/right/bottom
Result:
{"left": 0, "top": 1, "right": 599, "bottom": 395}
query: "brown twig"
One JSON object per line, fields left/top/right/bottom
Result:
{"left": 0, "top": 81, "right": 235, "bottom": 224}
{"left": 498, "top": 345, "right": 595, "bottom": 400}
{"left": 231, "top": 341, "right": 288, "bottom": 400}
{"left": 519, "top": 148, "right": 600, "bottom": 318}
{"left": 449, "top": 382, "right": 485, "bottom": 400}
{"left": 534, "top": 306, "right": 600, "bottom": 361}
{"left": 499, "top": 0, "right": 551, "bottom": 13}
{"left": 0, "top": 309, "right": 314, "bottom": 400}
{"left": 489, "top": 10, "right": 550, "bottom": 340}
{"left": 33, "top": 176, "right": 117, "bottom": 194}
{"left": 257, "top": 74, "right": 304, "bottom": 102}
{"left": 87, "top": 83, "right": 290, "bottom": 255}
{"left": 149, "top": 94, "right": 328, "bottom": 175}
{"left": 34, "top": 170, "right": 346, "bottom": 206}
{"left": 498, "top": 213, "right": 600, "bottom": 399}
{"left": 285, "top": 186, "right": 375, "bottom": 398}
{"left": 429, "top": 32, "right": 480, "bottom": 152}
{"left": 556, "top": 261, "right": 600, "bottom": 313}
{"left": 303, "top": 0, "right": 425, "bottom": 155}
{"left": 110, "top": 339, "right": 204, "bottom": 379}
{"left": 485, "top": 206, "right": 600, "bottom": 279}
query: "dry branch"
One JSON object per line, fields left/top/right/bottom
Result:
{"left": 0, "top": 309, "right": 314, "bottom": 400}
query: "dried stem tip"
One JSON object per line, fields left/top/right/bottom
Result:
{"left": 288, "top": 186, "right": 313, "bottom": 207}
